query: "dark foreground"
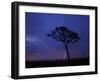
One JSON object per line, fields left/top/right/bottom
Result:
{"left": 26, "top": 58, "right": 89, "bottom": 68}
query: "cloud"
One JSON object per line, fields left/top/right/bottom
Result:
{"left": 26, "top": 36, "right": 43, "bottom": 43}
{"left": 26, "top": 36, "right": 49, "bottom": 49}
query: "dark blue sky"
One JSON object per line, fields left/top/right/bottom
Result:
{"left": 25, "top": 12, "right": 89, "bottom": 61}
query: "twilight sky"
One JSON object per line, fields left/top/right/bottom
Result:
{"left": 25, "top": 12, "right": 89, "bottom": 61}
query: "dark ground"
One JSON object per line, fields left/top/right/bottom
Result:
{"left": 25, "top": 58, "right": 89, "bottom": 68}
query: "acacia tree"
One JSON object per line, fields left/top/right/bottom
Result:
{"left": 47, "top": 26, "right": 80, "bottom": 62}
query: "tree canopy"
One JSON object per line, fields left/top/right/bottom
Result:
{"left": 47, "top": 26, "right": 80, "bottom": 45}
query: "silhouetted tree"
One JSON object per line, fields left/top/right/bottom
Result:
{"left": 47, "top": 26, "right": 80, "bottom": 62}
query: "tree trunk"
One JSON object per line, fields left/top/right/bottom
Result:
{"left": 64, "top": 44, "right": 70, "bottom": 62}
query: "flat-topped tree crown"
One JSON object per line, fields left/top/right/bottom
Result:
{"left": 47, "top": 26, "right": 80, "bottom": 44}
